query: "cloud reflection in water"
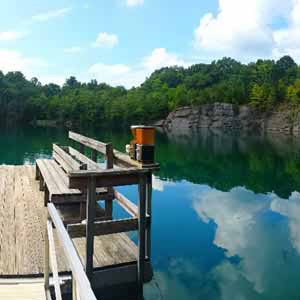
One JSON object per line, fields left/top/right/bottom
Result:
{"left": 193, "top": 186, "right": 300, "bottom": 300}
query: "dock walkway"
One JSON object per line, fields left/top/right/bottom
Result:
{"left": 0, "top": 165, "right": 138, "bottom": 277}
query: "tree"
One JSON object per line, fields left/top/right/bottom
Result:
{"left": 287, "top": 79, "right": 300, "bottom": 104}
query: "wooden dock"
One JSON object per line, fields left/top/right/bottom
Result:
{"left": 0, "top": 131, "right": 159, "bottom": 300}
{"left": 0, "top": 165, "right": 142, "bottom": 276}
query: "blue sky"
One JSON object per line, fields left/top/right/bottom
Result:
{"left": 0, "top": 0, "right": 300, "bottom": 87}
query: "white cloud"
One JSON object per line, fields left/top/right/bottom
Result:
{"left": 88, "top": 62, "right": 144, "bottom": 87}
{"left": 0, "top": 49, "right": 48, "bottom": 79}
{"left": 0, "top": 31, "right": 29, "bottom": 42}
{"left": 143, "top": 48, "right": 188, "bottom": 71}
{"left": 88, "top": 48, "right": 189, "bottom": 88}
{"left": 193, "top": 0, "right": 299, "bottom": 61}
{"left": 64, "top": 46, "right": 83, "bottom": 54}
{"left": 272, "top": 0, "right": 300, "bottom": 60}
{"left": 125, "top": 0, "right": 144, "bottom": 7}
{"left": 88, "top": 62, "right": 133, "bottom": 86}
{"left": 92, "top": 32, "right": 119, "bottom": 48}
{"left": 32, "top": 7, "right": 71, "bottom": 22}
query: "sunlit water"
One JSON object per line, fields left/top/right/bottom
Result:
{"left": 2, "top": 126, "right": 300, "bottom": 300}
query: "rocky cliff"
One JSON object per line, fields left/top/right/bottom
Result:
{"left": 159, "top": 103, "right": 300, "bottom": 135}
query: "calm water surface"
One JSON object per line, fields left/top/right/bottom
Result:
{"left": 2, "top": 126, "right": 300, "bottom": 300}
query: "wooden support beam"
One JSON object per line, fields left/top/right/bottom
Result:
{"left": 137, "top": 174, "right": 147, "bottom": 299}
{"left": 146, "top": 172, "right": 152, "bottom": 259}
{"left": 69, "top": 174, "right": 140, "bottom": 190}
{"left": 105, "top": 143, "right": 114, "bottom": 219}
{"left": 67, "top": 217, "right": 148, "bottom": 238}
{"left": 85, "top": 176, "right": 96, "bottom": 280}
{"left": 114, "top": 190, "right": 138, "bottom": 217}
{"left": 68, "top": 168, "right": 147, "bottom": 189}
{"left": 69, "top": 168, "right": 146, "bottom": 178}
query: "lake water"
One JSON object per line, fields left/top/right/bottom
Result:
{"left": 2, "top": 126, "right": 300, "bottom": 300}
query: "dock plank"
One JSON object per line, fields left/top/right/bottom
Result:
{"left": 0, "top": 281, "right": 46, "bottom": 300}
{"left": 0, "top": 165, "right": 139, "bottom": 276}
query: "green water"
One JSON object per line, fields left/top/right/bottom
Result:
{"left": 2, "top": 126, "right": 300, "bottom": 300}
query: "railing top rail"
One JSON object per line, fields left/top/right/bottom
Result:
{"left": 47, "top": 203, "right": 97, "bottom": 300}
{"left": 69, "top": 131, "right": 111, "bottom": 155}
{"left": 68, "top": 167, "right": 148, "bottom": 178}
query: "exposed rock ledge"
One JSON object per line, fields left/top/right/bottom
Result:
{"left": 157, "top": 103, "right": 300, "bottom": 135}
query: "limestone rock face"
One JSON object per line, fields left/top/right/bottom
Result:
{"left": 162, "top": 103, "right": 300, "bottom": 135}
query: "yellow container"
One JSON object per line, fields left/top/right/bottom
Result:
{"left": 131, "top": 125, "right": 155, "bottom": 145}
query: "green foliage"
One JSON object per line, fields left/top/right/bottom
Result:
{"left": 287, "top": 79, "right": 300, "bottom": 104}
{"left": 1, "top": 55, "right": 300, "bottom": 127}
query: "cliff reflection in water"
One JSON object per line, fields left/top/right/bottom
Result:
{"left": 156, "top": 128, "right": 300, "bottom": 198}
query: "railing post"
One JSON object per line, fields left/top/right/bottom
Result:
{"left": 91, "top": 149, "right": 97, "bottom": 162}
{"left": 105, "top": 143, "right": 114, "bottom": 219}
{"left": 80, "top": 144, "right": 85, "bottom": 154}
{"left": 44, "top": 211, "right": 50, "bottom": 292}
{"left": 86, "top": 176, "right": 96, "bottom": 280}
{"left": 106, "top": 143, "right": 114, "bottom": 169}
{"left": 145, "top": 171, "right": 152, "bottom": 259}
{"left": 137, "top": 174, "right": 146, "bottom": 299}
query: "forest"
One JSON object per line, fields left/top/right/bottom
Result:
{"left": 1, "top": 55, "right": 300, "bottom": 127}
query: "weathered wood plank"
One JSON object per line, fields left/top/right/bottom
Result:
{"left": 0, "top": 282, "right": 47, "bottom": 300}
{"left": 53, "top": 144, "right": 83, "bottom": 172}
{"left": 69, "top": 131, "right": 108, "bottom": 155}
{"left": 36, "top": 160, "right": 61, "bottom": 195}
{"left": 53, "top": 151, "right": 72, "bottom": 174}
{"left": 69, "top": 167, "right": 147, "bottom": 178}
{"left": 85, "top": 177, "right": 96, "bottom": 280}
{"left": 68, "top": 168, "right": 147, "bottom": 190}
{"left": 68, "top": 146, "right": 102, "bottom": 171}
{"left": 67, "top": 217, "right": 140, "bottom": 238}
{"left": 69, "top": 173, "right": 141, "bottom": 189}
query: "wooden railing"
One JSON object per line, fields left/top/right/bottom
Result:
{"left": 69, "top": 131, "right": 114, "bottom": 218}
{"left": 44, "top": 132, "right": 155, "bottom": 299}
{"left": 69, "top": 131, "right": 113, "bottom": 169}
{"left": 67, "top": 167, "right": 151, "bottom": 298}
{"left": 44, "top": 203, "right": 97, "bottom": 300}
